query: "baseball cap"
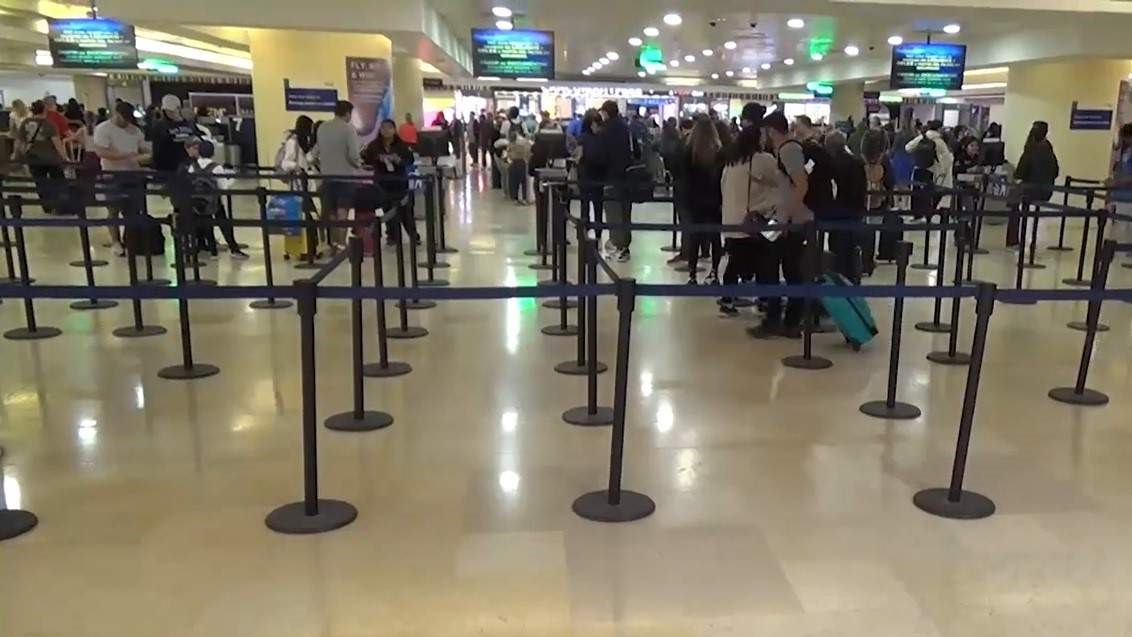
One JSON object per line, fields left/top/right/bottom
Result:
{"left": 160, "top": 94, "right": 182, "bottom": 112}
{"left": 740, "top": 102, "right": 766, "bottom": 125}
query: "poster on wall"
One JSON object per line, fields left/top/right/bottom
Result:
{"left": 346, "top": 57, "right": 392, "bottom": 145}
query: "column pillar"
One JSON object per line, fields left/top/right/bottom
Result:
{"left": 830, "top": 81, "right": 865, "bottom": 125}
{"left": 73, "top": 75, "right": 108, "bottom": 112}
{"left": 392, "top": 55, "right": 424, "bottom": 129}
{"left": 1002, "top": 58, "right": 1131, "bottom": 181}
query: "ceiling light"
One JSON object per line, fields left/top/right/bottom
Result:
{"left": 647, "top": 67, "right": 657, "bottom": 75}
{"left": 887, "top": 35, "right": 904, "bottom": 46}
{"left": 598, "top": 56, "right": 609, "bottom": 64}
{"left": 725, "top": 70, "right": 734, "bottom": 77}
{"left": 663, "top": 13, "right": 682, "bottom": 26}
{"left": 810, "top": 52, "right": 824, "bottom": 61}
{"left": 784, "top": 58, "right": 794, "bottom": 65}
{"left": 491, "top": 6, "right": 512, "bottom": 17}
{"left": 702, "top": 49, "right": 714, "bottom": 56}
{"left": 684, "top": 54, "right": 695, "bottom": 62}
{"left": 711, "top": 73, "right": 719, "bottom": 79}
{"left": 844, "top": 45, "right": 859, "bottom": 56}
{"left": 637, "top": 70, "right": 646, "bottom": 77}
{"left": 761, "top": 62, "right": 771, "bottom": 70}
{"left": 787, "top": 18, "right": 805, "bottom": 29}
{"left": 943, "top": 23, "right": 961, "bottom": 34}
{"left": 742, "top": 66, "right": 750, "bottom": 73}
{"left": 628, "top": 37, "right": 643, "bottom": 46}
{"left": 643, "top": 26, "right": 660, "bottom": 37}
{"left": 723, "top": 40, "right": 737, "bottom": 50}
{"left": 607, "top": 51, "right": 620, "bottom": 60}
{"left": 495, "top": 20, "right": 513, "bottom": 30}
{"left": 669, "top": 59, "right": 680, "bottom": 67}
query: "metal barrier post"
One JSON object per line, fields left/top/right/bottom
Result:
{"left": 250, "top": 187, "right": 293, "bottom": 310}
{"left": 388, "top": 221, "right": 429, "bottom": 339}
{"left": 928, "top": 221, "right": 972, "bottom": 365}
{"left": 1049, "top": 240, "right": 1117, "bottom": 406}
{"left": 1024, "top": 202, "right": 1045, "bottom": 269}
{"left": 69, "top": 201, "right": 118, "bottom": 311}
{"left": 544, "top": 185, "right": 577, "bottom": 310}
{"left": 0, "top": 196, "right": 21, "bottom": 284}
{"left": 531, "top": 182, "right": 555, "bottom": 271}
{"left": 911, "top": 208, "right": 936, "bottom": 270}
{"left": 915, "top": 212, "right": 951, "bottom": 332}
{"left": 860, "top": 243, "right": 921, "bottom": 419}
{"left": 293, "top": 173, "right": 323, "bottom": 270}
{"left": 969, "top": 180, "right": 989, "bottom": 256}
{"left": 913, "top": 282, "right": 998, "bottom": 520}
{"left": 557, "top": 222, "right": 606, "bottom": 374}
{"left": 157, "top": 214, "right": 220, "bottom": 380}
{"left": 266, "top": 279, "right": 358, "bottom": 534}
{"left": 112, "top": 223, "right": 167, "bottom": 338}
{"left": 325, "top": 237, "right": 395, "bottom": 431}
{"left": 2, "top": 197, "right": 61, "bottom": 340}
{"left": 67, "top": 201, "right": 108, "bottom": 269}
{"left": 661, "top": 200, "right": 680, "bottom": 253}
{"left": 1050, "top": 176, "right": 1073, "bottom": 251}
{"left": 1064, "top": 193, "right": 1097, "bottom": 286}
{"left": 564, "top": 240, "right": 615, "bottom": 425}
{"left": 783, "top": 223, "right": 833, "bottom": 370}
{"left": 418, "top": 175, "right": 450, "bottom": 286}
{"left": 363, "top": 219, "right": 412, "bottom": 377}
{"left": 1067, "top": 207, "right": 1112, "bottom": 332}
{"left": 1001, "top": 202, "right": 1037, "bottom": 305}
{"left": 0, "top": 447, "right": 38, "bottom": 541}
{"left": 573, "top": 278, "right": 655, "bottom": 522}
{"left": 524, "top": 177, "right": 549, "bottom": 257}
{"left": 138, "top": 187, "right": 170, "bottom": 286}
{"left": 436, "top": 169, "right": 456, "bottom": 254}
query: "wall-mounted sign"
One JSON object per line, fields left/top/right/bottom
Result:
{"left": 890, "top": 43, "right": 967, "bottom": 91}
{"left": 1070, "top": 102, "right": 1114, "bottom": 130}
{"left": 346, "top": 57, "right": 392, "bottom": 145}
{"left": 471, "top": 28, "right": 555, "bottom": 79}
{"left": 48, "top": 18, "right": 138, "bottom": 69}
{"left": 284, "top": 80, "right": 338, "bottom": 112}
{"left": 422, "top": 77, "right": 445, "bottom": 90}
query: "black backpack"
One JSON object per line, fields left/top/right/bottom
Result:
{"left": 779, "top": 139, "right": 835, "bottom": 214}
{"left": 912, "top": 136, "right": 938, "bottom": 170}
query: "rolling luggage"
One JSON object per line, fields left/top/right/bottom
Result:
{"left": 267, "top": 194, "right": 319, "bottom": 260}
{"left": 819, "top": 272, "right": 877, "bottom": 351}
{"left": 123, "top": 215, "right": 166, "bottom": 256}
{"left": 876, "top": 211, "right": 904, "bottom": 263}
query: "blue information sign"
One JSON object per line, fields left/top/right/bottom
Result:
{"left": 890, "top": 43, "right": 967, "bottom": 91}
{"left": 1069, "top": 102, "right": 1114, "bottom": 131}
{"left": 471, "top": 28, "right": 555, "bottom": 79}
{"left": 285, "top": 85, "right": 338, "bottom": 112}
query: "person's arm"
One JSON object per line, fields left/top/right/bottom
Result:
{"left": 1051, "top": 148, "right": 1060, "bottom": 181}
{"left": 347, "top": 131, "right": 362, "bottom": 169}
{"left": 281, "top": 137, "right": 300, "bottom": 172}
{"left": 904, "top": 134, "right": 923, "bottom": 154}
{"left": 1014, "top": 148, "right": 1031, "bottom": 181}
{"left": 92, "top": 126, "right": 132, "bottom": 161}
{"left": 50, "top": 128, "right": 66, "bottom": 161}
{"left": 779, "top": 141, "right": 809, "bottom": 202}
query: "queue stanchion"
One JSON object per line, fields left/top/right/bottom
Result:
{"left": 969, "top": 178, "right": 989, "bottom": 256}
{"left": 914, "top": 213, "right": 951, "bottom": 333}
{"left": 69, "top": 201, "right": 119, "bottom": 311}
{"left": 266, "top": 279, "right": 358, "bottom": 534}
{"left": 3, "top": 197, "right": 61, "bottom": 341}
{"left": 396, "top": 194, "right": 436, "bottom": 310}
{"left": 1023, "top": 202, "right": 1045, "bottom": 269}
{"left": 0, "top": 446, "right": 38, "bottom": 541}
{"left": 525, "top": 177, "right": 549, "bottom": 257}
{"left": 436, "top": 169, "right": 456, "bottom": 254}
{"left": 1064, "top": 193, "right": 1098, "bottom": 286}
{"left": 860, "top": 243, "right": 921, "bottom": 419}
{"left": 137, "top": 180, "right": 170, "bottom": 287}
{"left": 538, "top": 185, "right": 562, "bottom": 282}
{"left": 661, "top": 200, "right": 680, "bottom": 253}
{"left": 1049, "top": 240, "right": 1117, "bottom": 406}
{"left": 325, "top": 237, "right": 395, "bottom": 431}
{"left": 418, "top": 175, "right": 450, "bottom": 286}
{"left": 293, "top": 173, "right": 324, "bottom": 270}
{"left": 112, "top": 219, "right": 167, "bottom": 338}
{"left": 249, "top": 187, "right": 293, "bottom": 310}
{"left": 387, "top": 221, "right": 429, "bottom": 339}
{"left": 557, "top": 225, "right": 607, "bottom": 374}
{"left": 363, "top": 217, "right": 412, "bottom": 377}
{"left": 911, "top": 205, "right": 936, "bottom": 271}
{"left": 573, "top": 278, "right": 655, "bottom": 522}
{"left": 530, "top": 180, "right": 555, "bottom": 271}
{"left": 913, "top": 282, "right": 998, "bottom": 520}
{"left": 0, "top": 196, "right": 23, "bottom": 284}
{"left": 67, "top": 201, "right": 108, "bottom": 269}
{"left": 1067, "top": 211, "right": 1111, "bottom": 331}
{"left": 181, "top": 207, "right": 217, "bottom": 287}
{"left": 564, "top": 240, "right": 614, "bottom": 425}
{"left": 1049, "top": 177, "right": 1074, "bottom": 251}
{"left": 1000, "top": 203, "right": 1036, "bottom": 305}
{"left": 928, "top": 222, "right": 972, "bottom": 365}
{"left": 545, "top": 185, "right": 577, "bottom": 309}
{"left": 157, "top": 213, "right": 220, "bottom": 380}
{"left": 783, "top": 222, "right": 833, "bottom": 370}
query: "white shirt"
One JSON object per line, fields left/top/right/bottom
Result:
{"left": 92, "top": 120, "right": 146, "bottom": 171}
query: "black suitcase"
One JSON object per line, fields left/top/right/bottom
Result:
{"left": 876, "top": 211, "right": 904, "bottom": 263}
{"left": 124, "top": 216, "right": 166, "bottom": 256}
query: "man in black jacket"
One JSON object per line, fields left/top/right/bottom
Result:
{"left": 824, "top": 131, "right": 868, "bottom": 282}
{"left": 592, "top": 100, "right": 633, "bottom": 261}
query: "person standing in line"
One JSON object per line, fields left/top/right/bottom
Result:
{"left": 91, "top": 101, "right": 150, "bottom": 255}
{"left": 862, "top": 128, "right": 896, "bottom": 269}
{"left": 8, "top": 99, "right": 29, "bottom": 135}
{"left": 311, "top": 100, "right": 362, "bottom": 253}
{"left": 150, "top": 94, "right": 200, "bottom": 177}
{"left": 824, "top": 130, "right": 869, "bottom": 282}
{"left": 659, "top": 116, "right": 689, "bottom": 265}
{"left": 591, "top": 100, "right": 633, "bottom": 261}
{"left": 1008, "top": 120, "right": 1059, "bottom": 247}
{"left": 478, "top": 112, "right": 493, "bottom": 168}
{"left": 42, "top": 95, "right": 71, "bottom": 143}
{"left": 278, "top": 115, "right": 315, "bottom": 183}
{"left": 398, "top": 112, "right": 419, "bottom": 147}
{"left": 468, "top": 112, "right": 480, "bottom": 167}
{"left": 904, "top": 119, "right": 953, "bottom": 217}
{"left": 1106, "top": 123, "right": 1132, "bottom": 265}
{"left": 672, "top": 116, "right": 724, "bottom": 284}
{"left": 14, "top": 99, "right": 67, "bottom": 214}
{"left": 575, "top": 109, "right": 605, "bottom": 244}
{"left": 362, "top": 118, "right": 417, "bottom": 243}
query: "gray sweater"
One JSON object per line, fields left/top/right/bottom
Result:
{"left": 312, "top": 117, "right": 361, "bottom": 176}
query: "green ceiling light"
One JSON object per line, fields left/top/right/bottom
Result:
{"left": 138, "top": 58, "right": 179, "bottom": 74}
{"left": 638, "top": 43, "right": 665, "bottom": 73}
{"left": 807, "top": 35, "right": 833, "bottom": 60}
{"left": 805, "top": 81, "right": 834, "bottom": 96}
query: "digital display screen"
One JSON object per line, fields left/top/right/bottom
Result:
{"left": 471, "top": 28, "right": 555, "bottom": 79}
{"left": 890, "top": 43, "right": 966, "bottom": 91}
{"left": 48, "top": 18, "right": 138, "bottom": 69}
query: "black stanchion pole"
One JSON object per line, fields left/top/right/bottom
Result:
{"left": 539, "top": 185, "right": 562, "bottom": 282}
{"left": 661, "top": 201, "right": 680, "bottom": 253}
{"left": 363, "top": 219, "right": 412, "bottom": 377}
{"left": 1024, "top": 203, "right": 1045, "bottom": 269}
{"left": 388, "top": 221, "right": 429, "bottom": 339}
{"left": 1049, "top": 177, "right": 1073, "bottom": 251}
{"left": 1049, "top": 240, "right": 1117, "bottom": 406}
{"left": 1068, "top": 206, "right": 1112, "bottom": 332}
{"left": 112, "top": 225, "right": 167, "bottom": 338}
{"left": 915, "top": 213, "right": 951, "bottom": 332}
{"left": 0, "top": 446, "right": 38, "bottom": 541}
{"left": 544, "top": 186, "right": 577, "bottom": 309}
{"left": 557, "top": 226, "right": 607, "bottom": 374}
{"left": 1000, "top": 203, "right": 1036, "bottom": 305}
{"left": 531, "top": 182, "right": 555, "bottom": 271}
{"left": 250, "top": 187, "right": 293, "bottom": 310}
{"left": 3, "top": 197, "right": 61, "bottom": 341}
{"left": 860, "top": 242, "right": 921, "bottom": 419}
{"left": 157, "top": 215, "right": 219, "bottom": 380}
{"left": 69, "top": 202, "right": 118, "bottom": 311}
{"left": 911, "top": 207, "right": 936, "bottom": 271}
{"left": 573, "top": 278, "right": 655, "bottom": 522}
{"left": 67, "top": 201, "right": 108, "bottom": 269}
{"left": 0, "top": 197, "right": 22, "bottom": 284}
{"left": 524, "top": 177, "right": 548, "bottom": 257}
{"left": 913, "top": 282, "right": 998, "bottom": 520}
{"left": 1064, "top": 195, "right": 1097, "bottom": 286}
{"left": 969, "top": 180, "right": 989, "bottom": 256}
{"left": 417, "top": 175, "right": 450, "bottom": 286}
{"left": 436, "top": 170, "right": 456, "bottom": 254}
{"left": 928, "top": 222, "right": 972, "bottom": 365}
{"left": 783, "top": 223, "right": 833, "bottom": 370}
{"left": 138, "top": 189, "right": 170, "bottom": 287}
{"left": 266, "top": 279, "right": 358, "bottom": 534}
{"left": 564, "top": 240, "right": 614, "bottom": 425}
{"left": 293, "top": 173, "right": 323, "bottom": 270}
{"left": 397, "top": 197, "right": 437, "bottom": 310}
{"left": 325, "top": 237, "right": 395, "bottom": 431}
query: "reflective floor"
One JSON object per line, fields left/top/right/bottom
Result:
{"left": 2, "top": 167, "right": 1132, "bottom": 636}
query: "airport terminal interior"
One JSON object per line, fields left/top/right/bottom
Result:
{"left": 4, "top": 0, "right": 1132, "bottom": 635}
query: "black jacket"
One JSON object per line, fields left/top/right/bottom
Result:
{"left": 828, "top": 149, "right": 868, "bottom": 218}
{"left": 591, "top": 115, "right": 632, "bottom": 183}
{"left": 363, "top": 136, "right": 413, "bottom": 209}
{"left": 1015, "top": 140, "right": 1059, "bottom": 187}
{"left": 672, "top": 146, "right": 722, "bottom": 220}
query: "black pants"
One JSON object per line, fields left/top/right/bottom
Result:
{"left": 213, "top": 201, "right": 240, "bottom": 252}
{"left": 580, "top": 186, "right": 604, "bottom": 244}
{"left": 385, "top": 195, "right": 417, "bottom": 241}
{"left": 723, "top": 237, "right": 759, "bottom": 286}
{"left": 911, "top": 168, "right": 936, "bottom": 217}
{"left": 826, "top": 226, "right": 861, "bottom": 283}
{"left": 755, "top": 232, "right": 806, "bottom": 327}
{"left": 508, "top": 159, "right": 528, "bottom": 201}
{"left": 688, "top": 209, "right": 723, "bottom": 275}
{"left": 29, "top": 163, "right": 65, "bottom": 214}
{"left": 1006, "top": 190, "right": 1052, "bottom": 247}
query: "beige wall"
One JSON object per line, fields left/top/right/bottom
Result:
{"left": 72, "top": 75, "right": 108, "bottom": 111}
{"left": 1002, "top": 58, "right": 1132, "bottom": 182}
{"left": 830, "top": 81, "right": 865, "bottom": 124}
{"left": 392, "top": 55, "right": 423, "bottom": 127}
{"left": 248, "top": 29, "right": 392, "bottom": 166}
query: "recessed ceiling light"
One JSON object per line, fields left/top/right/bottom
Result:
{"left": 810, "top": 52, "right": 824, "bottom": 61}
{"left": 583, "top": 70, "right": 592, "bottom": 76}
{"left": 844, "top": 45, "right": 860, "bottom": 56}
{"left": 663, "top": 13, "right": 682, "bottom": 26}
{"left": 723, "top": 40, "right": 737, "bottom": 50}
{"left": 491, "top": 6, "right": 512, "bottom": 18}
{"left": 943, "top": 23, "right": 961, "bottom": 34}
{"left": 711, "top": 73, "right": 719, "bottom": 79}
{"left": 598, "top": 56, "right": 609, "bottom": 64}
{"left": 684, "top": 54, "right": 695, "bottom": 62}
{"left": 725, "top": 70, "right": 734, "bottom": 77}
{"left": 702, "top": 49, "right": 714, "bottom": 56}
{"left": 787, "top": 18, "right": 805, "bottom": 29}
{"left": 647, "top": 67, "right": 657, "bottom": 75}
{"left": 643, "top": 26, "right": 660, "bottom": 37}
{"left": 607, "top": 51, "right": 620, "bottom": 60}
{"left": 637, "top": 70, "right": 646, "bottom": 77}
{"left": 495, "top": 20, "right": 513, "bottom": 30}
{"left": 761, "top": 62, "right": 771, "bottom": 70}
{"left": 742, "top": 66, "right": 750, "bottom": 73}
{"left": 887, "top": 35, "right": 903, "bottom": 46}
{"left": 669, "top": 59, "right": 680, "bottom": 67}
{"left": 628, "top": 37, "right": 643, "bottom": 46}
{"left": 784, "top": 58, "right": 795, "bottom": 65}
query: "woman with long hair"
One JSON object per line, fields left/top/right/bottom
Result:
{"left": 677, "top": 116, "right": 724, "bottom": 283}
{"left": 364, "top": 118, "right": 416, "bottom": 242}
{"left": 1008, "top": 120, "right": 1059, "bottom": 246}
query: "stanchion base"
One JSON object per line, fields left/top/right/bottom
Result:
{"left": 265, "top": 499, "right": 357, "bottom": 535}
{"left": 970, "top": 247, "right": 990, "bottom": 255}
{"left": 541, "top": 324, "right": 579, "bottom": 336}
{"left": 417, "top": 279, "right": 449, "bottom": 287}
{"left": 563, "top": 406, "right": 615, "bottom": 426}
{"left": 387, "top": 326, "right": 429, "bottom": 339}
{"left": 112, "top": 325, "right": 167, "bottom": 338}
{"left": 554, "top": 360, "right": 608, "bottom": 375}
{"left": 399, "top": 299, "right": 436, "bottom": 310}
{"left": 68, "top": 259, "right": 109, "bottom": 268}
{"left": 859, "top": 399, "right": 922, "bottom": 419}
{"left": 184, "top": 279, "right": 218, "bottom": 287}
{"left": 660, "top": 245, "right": 681, "bottom": 253}
{"left": 529, "top": 263, "right": 554, "bottom": 271}
{"left": 139, "top": 278, "right": 171, "bottom": 286}
{"left": 1067, "top": 320, "right": 1109, "bottom": 332}
{"left": 523, "top": 248, "right": 548, "bottom": 257}
{"left": 418, "top": 261, "right": 451, "bottom": 270}
{"left": 249, "top": 299, "right": 294, "bottom": 310}
{"left": 1022, "top": 262, "right": 1046, "bottom": 270}
{"left": 673, "top": 263, "right": 704, "bottom": 273}
{"left": 927, "top": 351, "right": 972, "bottom": 365}
{"left": 913, "top": 488, "right": 995, "bottom": 520}
{"left": 1048, "top": 246, "right": 1074, "bottom": 252}
{"left": 543, "top": 298, "right": 578, "bottom": 309}
{"left": 1122, "top": 263, "right": 1132, "bottom": 270}
{"left": 437, "top": 247, "right": 458, "bottom": 254}
{"left": 4, "top": 326, "right": 61, "bottom": 340}
{"left": 0, "top": 509, "right": 38, "bottom": 540}
{"left": 573, "top": 490, "right": 655, "bottom": 522}
{"left": 157, "top": 363, "right": 220, "bottom": 380}
{"left": 1048, "top": 386, "right": 1109, "bottom": 406}
{"left": 782, "top": 355, "right": 833, "bottom": 370}
{"left": 362, "top": 360, "right": 413, "bottom": 377}
{"left": 999, "top": 297, "right": 1038, "bottom": 305}
{"left": 293, "top": 262, "right": 327, "bottom": 270}
{"left": 325, "top": 410, "right": 394, "bottom": 432}
{"left": 69, "top": 299, "right": 118, "bottom": 310}
{"left": 910, "top": 263, "right": 938, "bottom": 271}
{"left": 1062, "top": 278, "right": 1091, "bottom": 287}
{"left": 914, "top": 321, "right": 952, "bottom": 333}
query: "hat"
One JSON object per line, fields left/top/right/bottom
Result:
{"left": 740, "top": 102, "right": 766, "bottom": 124}
{"left": 160, "top": 94, "right": 182, "bottom": 112}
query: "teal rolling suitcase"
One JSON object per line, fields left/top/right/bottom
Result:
{"left": 820, "top": 273, "right": 878, "bottom": 350}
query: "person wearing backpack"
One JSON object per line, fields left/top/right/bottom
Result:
{"left": 592, "top": 100, "right": 634, "bottom": 261}
{"left": 182, "top": 137, "right": 248, "bottom": 259}
{"left": 14, "top": 99, "right": 68, "bottom": 215}
{"left": 824, "top": 130, "right": 869, "bottom": 283}
{"left": 904, "top": 120, "right": 953, "bottom": 216}
{"left": 276, "top": 115, "right": 314, "bottom": 184}
{"left": 862, "top": 128, "right": 896, "bottom": 269}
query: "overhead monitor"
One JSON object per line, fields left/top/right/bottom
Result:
{"left": 48, "top": 18, "right": 138, "bottom": 69}
{"left": 471, "top": 28, "right": 555, "bottom": 79}
{"left": 889, "top": 43, "right": 966, "bottom": 91}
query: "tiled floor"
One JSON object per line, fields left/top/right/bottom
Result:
{"left": 2, "top": 167, "right": 1132, "bottom": 636}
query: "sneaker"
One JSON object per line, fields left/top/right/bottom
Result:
{"left": 687, "top": 275, "right": 698, "bottom": 285}
{"left": 617, "top": 249, "right": 631, "bottom": 263}
{"left": 666, "top": 254, "right": 686, "bottom": 265}
{"left": 718, "top": 298, "right": 739, "bottom": 315}
{"left": 230, "top": 250, "right": 250, "bottom": 260}
{"left": 604, "top": 240, "right": 618, "bottom": 255}
{"left": 112, "top": 242, "right": 126, "bottom": 257}
{"left": 705, "top": 271, "right": 719, "bottom": 285}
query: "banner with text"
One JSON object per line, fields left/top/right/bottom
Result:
{"left": 346, "top": 57, "right": 392, "bottom": 145}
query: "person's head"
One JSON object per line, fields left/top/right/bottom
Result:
{"left": 113, "top": 101, "right": 136, "bottom": 127}
{"left": 763, "top": 111, "right": 790, "bottom": 147}
{"left": 1026, "top": 120, "right": 1050, "bottom": 148}
{"left": 861, "top": 129, "right": 888, "bottom": 163}
{"left": 185, "top": 136, "right": 203, "bottom": 158}
{"left": 30, "top": 99, "right": 46, "bottom": 117}
{"left": 160, "top": 94, "right": 183, "bottom": 120}
{"left": 1120, "top": 123, "right": 1132, "bottom": 149}
{"left": 44, "top": 95, "right": 57, "bottom": 109}
{"left": 793, "top": 114, "right": 814, "bottom": 139}
{"left": 332, "top": 100, "right": 353, "bottom": 120}
{"left": 740, "top": 102, "right": 765, "bottom": 130}
{"left": 961, "top": 136, "right": 980, "bottom": 158}
{"left": 823, "top": 130, "right": 848, "bottom": 156}
{"left": 714, "top": 119, "right": 733, "bottom": 148}
{"left": 404, "top": 112, "right": 414, "bottom": 124}
{"left": 599, "top": 100, "right": 618, "bottom": 122}
{"left": 582, "top": 108, "right": 600, "bottom": 134}
{"left": 294, "top": 115, "right": 314, "bottom": 137}
{"left": 195, "top": 105, "right": 210, "bottom": 119}
{"left": 869, "top": 115, "right": 882, "bottom": 130}
{"left": 379, "top": 118, "right": 397, "bottom": 142}
{"left": 10, "top": 99, "right": 27, "bottom": 116}
{"left": 504, "top": 106, "right": 518, "bottom": 121}
{"left": 689, "top": 116, "right": 722, "bottom": 167}
{"left": 679, "top": 117, "right": 694, "bottom": 132}
{"left": 925, "top": 119, "right": 943, "bottom": 133}
{"left": 663, "top": 116, "right": 677, "bottom": 131}
{"left": 986, "top": 122, "right": 1002, "bottom": 139}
